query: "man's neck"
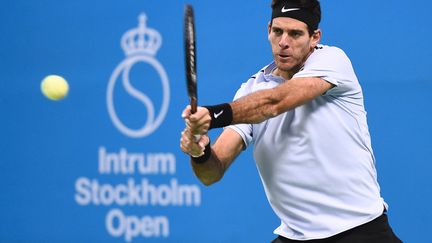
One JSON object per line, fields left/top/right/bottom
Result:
{"left": 272, "top": 48, "right": 315, "bottom": 80}
{"left": 272, "top": 66, "right": 300, "bottom": 80}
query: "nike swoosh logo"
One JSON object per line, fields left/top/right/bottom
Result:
{"left": 281, "top": 6, "right": 300, "bottom": 13}
{"left": 214, "top": 110, "right": 224, "bottom": 119}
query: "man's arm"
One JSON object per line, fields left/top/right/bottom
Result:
{"left": 186, "top": 77, "right": 334, "bottom": 135}
{"left": 230, "top": 77, "right": 333, "bottom": 124}
{"left": 180, "top": 127, "right": 244, "bottom": 186}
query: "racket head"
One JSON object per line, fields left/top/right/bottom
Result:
{"left": 184, "top": 4, "right": 198, "bottom": 113}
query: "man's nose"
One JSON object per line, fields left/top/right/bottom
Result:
{"left": 278, "top": 34, "right": 290, "bottom": 48}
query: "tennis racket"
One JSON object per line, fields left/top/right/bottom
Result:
{"left": 184, "top": 4, "right": 201, "bottom": 141}
{"left": 184, "top": 4, "right": 198, "bottom": 113}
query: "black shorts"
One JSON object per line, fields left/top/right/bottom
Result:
{"left": 271, "top": 214, "right": 402, "bottom": 243}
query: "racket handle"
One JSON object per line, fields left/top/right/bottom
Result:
{"left": 193, "top": 134, "right": 202, "bottom": 141}
{"left": 190, "top": 97, "right": 197, "bottom": 114}
{"left": 189, "top": 97, "right": 200, "bottom": 141}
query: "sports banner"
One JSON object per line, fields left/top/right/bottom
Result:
{"left": 1, "top": 0, "right": 430, "bottom": 242}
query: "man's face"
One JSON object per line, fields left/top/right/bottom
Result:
{"left": 268, "top": 17, "right": 320, "bottom": 74}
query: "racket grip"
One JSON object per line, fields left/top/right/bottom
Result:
{"left": 190, "top": 97, "right": 197, "bottom": 114}
{"left": 189, "top": 97, "right": 200, "bottom": 141}
{"left": 193, "top": 134, "right": 201, "bottom": 142}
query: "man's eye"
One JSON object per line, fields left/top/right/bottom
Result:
{"left": 273, "top": 28, "right": 283, "bottom": 35}
{"left": 290, "top": 31, "right": 303, "bottom": 37}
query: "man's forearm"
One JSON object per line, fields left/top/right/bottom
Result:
{"left": 230, "top": 88, "right": 283, "bottom": 124}
{"left": 191, "top": 150, "right": 225, "bottom": 186}
{"left": 218, "top": 77, "right": 333, "bottom": 126}
{"left": 189, "top": 129, "right": 244, "bottom": 186}
{"left": 204, "top": 88, "right": 284, "bottom": 130}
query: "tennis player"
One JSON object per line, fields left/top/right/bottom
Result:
{"left": 180, "top": 0, "right": 402, "bottom": 242}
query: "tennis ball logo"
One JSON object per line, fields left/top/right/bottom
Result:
{"left": 41, "top": 75, "right": 69, "bottom": 101}
{"left": 107, "top": 13, "right": 170, "bottom": 138}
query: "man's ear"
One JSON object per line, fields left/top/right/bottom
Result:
{"left": 267, "top": 21, "right": 272, "bottom": 40}
{"left": 311, "top": 29, "right": 322, "bottom": 48}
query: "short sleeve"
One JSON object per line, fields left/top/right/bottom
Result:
{"left": 226, "top": 79, "right": 255, "bottom": 148}
{"left": 293, "top": 46, "right": 360, "bottom": 97}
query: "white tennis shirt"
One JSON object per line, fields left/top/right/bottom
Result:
{"left": 229, "top": 45, "right": 386, "bottom": 240}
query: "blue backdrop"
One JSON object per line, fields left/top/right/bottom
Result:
{"left": 1, "top": 0, "right": 431, "bottom": 242}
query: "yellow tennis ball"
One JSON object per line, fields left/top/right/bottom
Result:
{"left": 41, "top": 75, "right": 69, "bottom": 100}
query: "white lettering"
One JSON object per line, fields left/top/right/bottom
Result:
{"left": 75, "top": 177, "right": 91, "bottom": 205}
{"left": 125, "top": 214, "right": 140, "bottom": 242}
{"left": 91, "top": 179, "right": 100, "bottom": 205}
{"left": 98, "top": 147, "right": 176, "bottom": 175}
{"left": 106, "top": 209, "right": 169, "bottom": 242}
{"left": 77, "top": 145, "right": 203, "bottom": 242}
{"left": 74, "top": 177, "right": 201, "bottom": 207}
{"left": 128, "top": 178, "right": 142, "bottom": 205}
{"left": 100, "top": 184, "right": 115, "bottom": 205}
{"left": 115, "top": 184, "right": 128, "bottom": 206}
{"left": 157, "top": 184, "right": 171, "bottom": 206}
{"left": 106, "top": 208, "right": 125, "bottom": 237}
{"left": 178, "top": 182, "right": 202, "bottom": 206}
{"left": 148, "top": 153, "right": 176, "bottom": 174}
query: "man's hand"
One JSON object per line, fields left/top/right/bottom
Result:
{"left": 180, "top": 128, "right": 210, "bottom": 157}
{"left": 182, "top": 105, "right": 211, "bottom": 135}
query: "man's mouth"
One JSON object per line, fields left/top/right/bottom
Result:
{"left": 278, "top": 53, "right": 291, "bottom": 60}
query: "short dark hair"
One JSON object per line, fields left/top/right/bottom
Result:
{"left": 271, "top": 0, "right": 321, "bottom": 35}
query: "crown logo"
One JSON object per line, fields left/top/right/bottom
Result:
{"left": 121, "top": 13, "right": 162, "bottom": 56}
